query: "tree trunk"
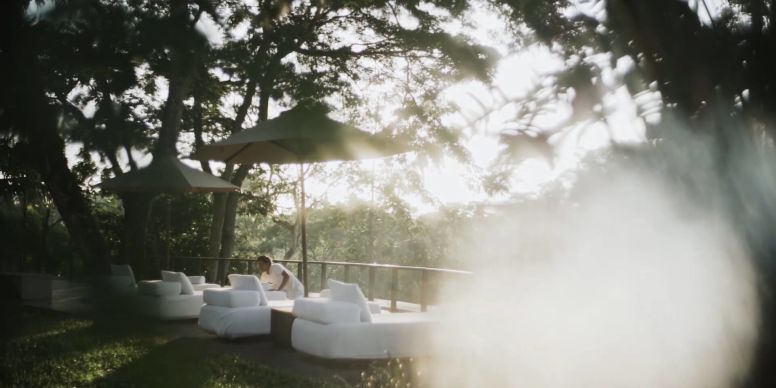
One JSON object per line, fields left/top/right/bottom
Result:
{"left": 205, "top": 76, "right": 261, "bottom": 281}
{"left": 115, "top": 0, "right": 196, "bottom": 279}
{"left": 34, "top": 141, "right": 112, "bottom": 275}
{"left": 0, "top": 0, "right": 112, "bottom": 276}
{"left": 207, "top": 190, "right": 229, "bottom": 281}
{"left": 120, "top": 192, "right": 156, "bottom": 279}
{"left": 155, "top": 0, "right": 195, "bottom": 157}
{"left": 39, "top": 207, "right": 51, "bottom": 273}
{"left": 216, "top": 164, "right": 252, "bottom": 282}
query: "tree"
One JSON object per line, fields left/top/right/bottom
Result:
{"left": 0, "top": 0, "right": 114, "bottom": 275}
{"left": 490, "top": 1, "right": 776, "bottom": 385}
{"left": 188, "top": 0, "right": 500, "bottom": 280}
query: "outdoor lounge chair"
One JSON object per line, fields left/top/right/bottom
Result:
{"left": 158, "top": 270, "right": 220, "bottom": 292}
{"left": 135, "top": 271, "right": 215, "bottom": 320}
{"left": 106, "top": 264, "right": 137, "bottom": 293}
{"left": 290, "top": 280, "right": 437, "bottom": 359}
{"left": 198, "top": 274, "right": 294, "bottom": 338}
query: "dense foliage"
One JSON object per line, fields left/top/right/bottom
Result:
{"left": 0, "top": 0, "right": 501, "bottom": 279}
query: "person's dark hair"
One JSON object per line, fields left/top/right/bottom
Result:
{"left": 257, "top": 255, "right": 272, "bottom": 266}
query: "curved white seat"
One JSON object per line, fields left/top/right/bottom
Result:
{"left": 138, "top": 280, "right": 181, "bottom": 296}
{"left": 291, "top": 311, "right": 437, "bottom": 360}
{"left": 291, "top": 279, "right": 433, "bottom": 360}
{"left": 135, "top": 291, "right": 204, "bottom": 320}
{"left": 199, "top": 304, "right": 271, "bottom": 338}
{"left": 133, "top": 270, "right": 217, "bottom": 320}
{"left": 198, "top": 274, "right": 292, "bottom": 338}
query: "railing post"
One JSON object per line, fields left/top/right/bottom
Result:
{"left": 297, "top": 261, "right": 303, "bottom": 280}
{"left": 344, "top": 265, "right": 350, "bottom": 283}
{"left": 368, "top": 266, "right": 376, "bottom": 301}
{"left": 320, "top": 263, "right": 327, "bottom": 291}
{"left": 420, "top": 270, "right": 428, "bottom": 312}
{"left": 221, "top": 258, "right": 228, "bottom": 286}
{"left": 390, "top": 268, "right": 398, "bottom": 312}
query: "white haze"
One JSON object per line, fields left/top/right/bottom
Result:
{"left": 419, "top": 139, "right": 761, "bottom": 387}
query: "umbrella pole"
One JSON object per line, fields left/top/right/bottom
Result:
{"left": 299, "top": 163, "right": 309, "bottom": 297}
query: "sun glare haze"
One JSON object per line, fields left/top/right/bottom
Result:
{"left": 6, "top": 0, "right": 776, "bottom": 387}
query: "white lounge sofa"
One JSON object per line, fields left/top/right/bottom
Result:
{"left": 291, "top": 280, "right": 437, "bottom": 359}
{"left": 135, "top": 271, "right": 211, "bottom": 320}
{"left": 198, "top": 274, "right": 293, "bottom": 338}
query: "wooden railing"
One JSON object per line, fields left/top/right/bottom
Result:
{"left": 165, "top": 255, "right": 472, "bottom": 312}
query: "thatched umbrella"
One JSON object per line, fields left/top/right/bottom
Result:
{"left": 98, "top": 154, "right": 239, "bottom": 193}
{"left": 99, "top": 154, "right": 239, "bottom": 277}
{"left": 193, "top": 103, "right": 406, "bottom": 295}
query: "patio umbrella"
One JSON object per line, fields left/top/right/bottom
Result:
{"left": 192, "top": 103, "right": 407, "bottom": 295}
{"left": 98, "top": 154, "right": 240, "bottom": 193}
{"left": 98, "top": 154, "right": 239, "bottom": 276}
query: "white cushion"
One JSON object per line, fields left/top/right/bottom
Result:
{"left": 293, "top": 298, "right": 361, "bottom": 325}
{"left": 188, "top": 276, "right": 205, "bottom": 285}
{"left": 328, "top": 279, "right": 372, "bottom": 323}
{"left": 203, "top": 288, "right": 260, "bottom": 308}
{"left": 138, "top": 280, "right": 181, "bottom": 296}
{"left": 161, "top": 270, "right": 176, "bottom": 282}
{"left": 110, "top": 264, "right": 136, "bottom": 286}
{"left": 172, "top": 272, "right": 195, "bottom": 295}
{"left": 320, "top": 288, "right": 380, "bottom": 314}
{"left": 104, "top": 275, "right": 135, "bottom": 292}
{"left": 159, "top": 271, "right": 197, "bottom": 295}
{"left": 193, "top": 283, "right": 220, "bottom": 292}
{"left": 229, "top": 274, "right": 260, "bottom": 290}
{"left": 228, "top": 274, "right": 268, "bottom": 306}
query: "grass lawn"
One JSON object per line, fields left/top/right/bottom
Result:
{"left": 0, "top": 303, "right": 345, "bottom": 387}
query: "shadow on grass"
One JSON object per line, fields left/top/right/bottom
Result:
{"left": 93, "top": 337, "right": 211, "bottom": 387}
{"left": 1, "top": 303, "right": 344, "bottom": 387}
{"left": 95, "top": 337, "right": 344, "bottom": 388}
{"left": 0, "top": 302, "right": 170, "bottom": 386}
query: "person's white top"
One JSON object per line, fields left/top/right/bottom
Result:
{"left": 262, "top": 263, "right": 304, "bottom": 299}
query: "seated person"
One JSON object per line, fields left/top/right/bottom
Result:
{"left": 257, "top": 255, "right": 304, "bottom": 299}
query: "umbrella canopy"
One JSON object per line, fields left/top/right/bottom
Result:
{"left": 98, "top": 154, "right": 240, "bottom": 193}
{"left": 192, "top": 103, "right": 407, "bottom": 296}
{"left": 192, "top": 104, "right": 405, "bottom": 164}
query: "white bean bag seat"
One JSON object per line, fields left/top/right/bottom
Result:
{"left": 198, "top": 274, "right": 293, "bottom": 338}
{"left": 134, "top": 272, "right": 208, "bottom": 320}
{"left": 291, "top": 280, "right": 431, "bottom": 359}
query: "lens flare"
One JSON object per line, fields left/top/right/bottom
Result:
{"left": 420, "top": 168, "right": 759, "bottom": 388}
